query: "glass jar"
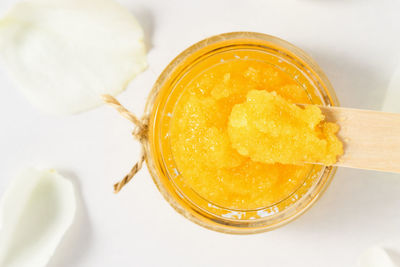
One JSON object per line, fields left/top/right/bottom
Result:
{"left": 143, "top": 32, "right": 339, "bottom": 234}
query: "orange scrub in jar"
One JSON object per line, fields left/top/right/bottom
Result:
{"left": 170, "top": 59, "right": 342, "bottom": 210}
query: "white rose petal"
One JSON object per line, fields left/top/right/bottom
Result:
{"left": 383, "top": 65, "right": 400, "bottom": 113}
{"left": 358, "top": 245, "right": 398, "bottom": 267}
{"left": 0, "top": 0, "right": 147, "bottom": 114}
{"left": 0, "top": 168, "right": 76, "bottom": 267}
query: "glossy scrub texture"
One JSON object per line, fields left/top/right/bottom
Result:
{"left": 229, "top": 90, "right": 343, "bottom": 165}
{"left": 170, "top": 59, "right": 342, "bottom": 210}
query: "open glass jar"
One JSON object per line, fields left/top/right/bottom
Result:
{"left": 143, "top": 32, "right": 338, "bottom": 234}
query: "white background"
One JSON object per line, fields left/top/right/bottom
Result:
{"left": 1, "top": 0, "right": 400, "bottom": 266}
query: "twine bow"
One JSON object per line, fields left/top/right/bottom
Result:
{"left": 102, "top": 94, "right": 148, "bottom": 193}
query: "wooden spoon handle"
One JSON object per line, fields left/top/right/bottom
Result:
{"left": 319, "top": 106, "right": 400, "bottom": 173}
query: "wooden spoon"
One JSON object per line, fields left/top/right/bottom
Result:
{"left": 316, "top": 106, "right": 400, "bottom": 173}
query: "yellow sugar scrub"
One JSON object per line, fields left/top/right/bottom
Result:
{"left": 147, "top": 32, "right": 340, "bottom": 233}
{"left": 170, "top": 59, "right": 342, "bottom": 210}
{"left": 228, "top": 90, "right": 343, "bottom": 166}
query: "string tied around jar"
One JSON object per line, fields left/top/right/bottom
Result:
{"left": 102, "top": 94, "right": 148, "bottom": 194}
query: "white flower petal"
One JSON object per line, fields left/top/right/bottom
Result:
{"left": 0, "top": 168, "right": 76, "bottom": 267}
{"left": 383, "top": 65, "right": 400, "bottom": 113}
{"left": 358, "top": 246, "right": 397, "bottom": 267}
{"left": 0, "top": 0, "right": 147, "bottom": 114}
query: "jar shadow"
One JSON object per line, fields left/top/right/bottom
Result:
{"left": 304, "top": 48, "right": 393, "bottom": 110}
{"left": 47, "top": 170, "right": 92, "bottom": 267}
{"left": 286, "top": 167, "right": 400, "bottom": 238}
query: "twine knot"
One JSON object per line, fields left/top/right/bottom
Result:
{"left": 132, "top": 120, "right": 148, "bottom": 143}
{"left": 102, "top": 94, "right": 148, "bottom": 194}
